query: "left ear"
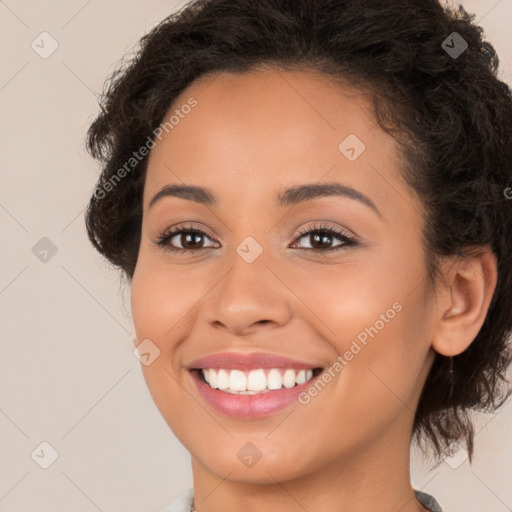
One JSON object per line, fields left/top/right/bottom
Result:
{"left": 431, "top": 246, "right": 498, "bottom": 357}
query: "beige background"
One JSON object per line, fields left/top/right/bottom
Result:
{"left": 1, "top": 1, "right": 511, "bottom": 511}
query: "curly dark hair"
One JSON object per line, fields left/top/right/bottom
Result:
{"left": 85, "top": 0, "right": 512, "bottom": 463}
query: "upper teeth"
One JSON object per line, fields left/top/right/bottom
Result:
{"left": 202, "top": 368, "right": 314, "bottom": 394}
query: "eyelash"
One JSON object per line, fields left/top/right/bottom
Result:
{"left": 155, "top": 222, "right": 357, "bottom": 255}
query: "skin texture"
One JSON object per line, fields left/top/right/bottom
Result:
{"left": 130, "top": 68, "right": 497, "bottom": 512}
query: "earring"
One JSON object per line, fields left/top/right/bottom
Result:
{"left": 447, "top": 356, "right": 454, "bottom": 402}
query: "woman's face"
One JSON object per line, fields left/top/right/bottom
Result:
{"left": 130, "top": 68, "right": 438, "bottom": 483}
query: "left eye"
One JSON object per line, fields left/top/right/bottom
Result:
{"left": 155, "top": 223, "right": 356, "bottom": 254}
{"left": 290, "top": 224, "right": 356, "bottom": 253}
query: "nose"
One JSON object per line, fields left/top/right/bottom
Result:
{"left": 203, "top": 254, "right": 293, "bottom": 337}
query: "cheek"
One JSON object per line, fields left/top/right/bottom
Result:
{"left": 130, "top": 262, "right": 199, "bottom": 439}
{"left": 290, "top": 243, "right": 433, "bottom": 415}
{"left": 130, "top": 259, "right": 185, "bottom": 396}
{"left": 130, "top": 253, "right": 197, "bottom": 343}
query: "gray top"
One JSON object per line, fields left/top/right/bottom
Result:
{"left": 162, "top": 488, "right": 443, "bottom": 512}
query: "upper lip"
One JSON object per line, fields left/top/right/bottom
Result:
{"left": 187, "top": 352, "right": 323, "bottom": 371}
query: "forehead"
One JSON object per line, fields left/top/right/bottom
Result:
{"left": 144, "top": 67, "right": 405, "bottom": 214}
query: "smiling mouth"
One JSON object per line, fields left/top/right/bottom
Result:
{"left": 191, "top": 367, "right": 323, "bottom": 395}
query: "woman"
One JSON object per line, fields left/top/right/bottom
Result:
{"left": 85, "top": 0, "right": 512, "bottom": 510}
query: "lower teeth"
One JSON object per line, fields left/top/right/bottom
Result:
{"left": 222, "top": 389, "right": 272, "bottom": 395}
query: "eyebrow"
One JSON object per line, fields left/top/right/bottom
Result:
{"left": 148, "top": 182, "right": 381, "bottom": 216}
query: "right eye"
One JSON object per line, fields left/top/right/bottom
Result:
{"left": 155, "top": 224, "right": 219, "bottom": 254}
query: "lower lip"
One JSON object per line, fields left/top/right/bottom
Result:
{"left": 190, "top": 370, "right": 319, "bottom": 419}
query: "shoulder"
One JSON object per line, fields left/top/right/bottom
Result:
{"left": 414, "top": 490, "right": 443, "bottom": 512}
{"left": 162, "top": 488, "right": 194, "bottom": 512}
{"left": 163, "top": 488, "right": 443, "bottom": 512}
